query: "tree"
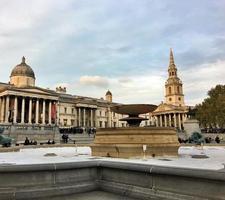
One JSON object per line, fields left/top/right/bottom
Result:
{"left": 196, "top": 85, "right": 225, "bottom": 128}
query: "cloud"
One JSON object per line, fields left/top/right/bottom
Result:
{"left": 181, "top": 60, "right": 225, "bottom": 105}
{"left": 0, "top": 0, "right": 225, "bottom": 107}
{"left": 79, "top": 75, "right": 109, "bottom": 88}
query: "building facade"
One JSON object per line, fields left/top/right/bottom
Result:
{"left": 0, "top": 57, "right": 125, "bottom": 142}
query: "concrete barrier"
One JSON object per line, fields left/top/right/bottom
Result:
{"left": 0, "top": 161, "right": 224, "bottom": 200}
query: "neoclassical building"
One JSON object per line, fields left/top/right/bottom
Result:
{"left": 152, "top": 49, "right": 188, "bottom": 130}
{"left": 0, "top": 57, "right": 124, "bottom": 142}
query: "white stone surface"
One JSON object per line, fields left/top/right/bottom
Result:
{"left": 0, "top": 146, "right": 224, "bottom": 170}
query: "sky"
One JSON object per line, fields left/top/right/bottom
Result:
{"left": 0, "top": 0, "right": 225, "bottom": 105}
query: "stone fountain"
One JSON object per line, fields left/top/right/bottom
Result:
{"left": 91, "top": 104, "right": 180, "bottom": 158}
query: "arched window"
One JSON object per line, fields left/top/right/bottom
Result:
{"left": 177, "top": 86, "right": 180, "bottom": 93}
{"left": 172, "top": 72, "right": 174, "bottom": 76}
{"left": 169, "top": 87, "right": 172, "bottom": 94}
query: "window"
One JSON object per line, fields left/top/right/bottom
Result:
{"left": 63, "top": 119, "right": 67, "bottom": 126}
{"left": 71, "top": 108, "right": 74, "bottom": 114}
{"left": 99, "top": 111, "right": 102, "bottom": 116}
{"left": 113, "top": 122, "right": 116, "bottom": 127}
{"left": 169, "top": 87, "right": 172, "bottom": 94}
{"left": 64, "top": 107, "right": 67, "bottom": 114}
{"left": 178, "top": 97, "right": 181, "bottom": 101}
{"left": 169, "top": 98, "right": 172, "bottom": 101}
{"left": 105, "top": 121, "right": 107, "bottom": 128}
{"left": 177, "top": 86, "right": 180, "bottom": 93}
{"left": 71, "top": 119, "right": 75, "bottom": 126}
{"left": 172, "top": 72, "right": 174, "bottom": 76}
{"left": 99, "top": 121, "right": 102, "bottom": 128}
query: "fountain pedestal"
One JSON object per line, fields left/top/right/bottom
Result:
{"left": 91, "top": 127, "right": 179, "bottom": 158}
{"left": 91, "top": 104, "right": 180, "bottom": 158}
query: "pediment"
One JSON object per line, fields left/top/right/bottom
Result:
{"left": 154, "top": 104, "right": 174, "bottom": 112}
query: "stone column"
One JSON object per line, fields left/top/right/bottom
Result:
{"left": 35, "top": 99, "right": 39, "bottom": 124}
{"left": 183, "top": 113, "right": 186, "bottom": 122}
{"left": 0, "top": 98, "right": 1, "bottom": 122}
{"left": 1, "top": 97, "right": 5, "bottom": 122}
{"left": 155, "top": 116, "right": 158, "bottom": 127}
{"left": 174, "top": 113, "right": 177, "bottom": 128}
{"left": 94, "top": 109, "right": 97, "bottom": 127}
{"left": 42, "top": 100, "right": 46, "bottom": 124}
{"left": 48, "top": 101, "right": 52, "bottom": 124}
{"left": 178, "top": 113, "right": 181, "bottom": 130}
{"left": 90, "top": 109, "right": 93, "bottom": 127}
{"left": 159, "top": 115, "right": 163, "bottom": 127}
{"left": 5, "top": 96, "right": 9, "bottom": 123}
{"left": 169, "top": 114, "right": 172, "bottom": 127}
{"left": 164, "top": 114, "right": 167, "bottom": 127}
{"left": 28, "top": 98, "right": 32, "bottom": 124}
{"left": 78, "top": 108, "right": 81, "bottom": 126}
{"left": 57, "top": 101, "right": 60, "bottom": 125}
{"left": 75, "top": 108, "right": 78, "bottom": 126}
{"left": 13, "top": 96, "right": 18, "bottom": 123}
{"left": 83, "top": 108, "right": 86, "bottom": 127}
{"left": 21, "top": 97, "right": 25, "bottom": 124}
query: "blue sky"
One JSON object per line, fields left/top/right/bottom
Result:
{"left": 0, "top": 0, "right": 225, "bottom": 105}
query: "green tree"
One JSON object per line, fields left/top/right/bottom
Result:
{"left": 196, "top": 85, "right": 225, "bottom": 128}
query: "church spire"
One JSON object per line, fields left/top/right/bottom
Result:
{"left": 169, "top": 48, "right": 175, "bottom": 66}
{"left": 169, "top": 48, "right": 176, "bottom": 69}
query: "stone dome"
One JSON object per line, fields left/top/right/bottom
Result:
{"left": 106, "top": 90, "right": 112, "bottom": 96}
{"left": 10, "top": 57, "right": 35, "bottom": 79}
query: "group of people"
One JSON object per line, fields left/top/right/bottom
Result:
{"left": 24, "top": 137, "right": 37, "bottom": 145}
{"left": 47, "top": 139, "right": 55, "bottom": 144}
{"left": 178, "top": 135, "right": 222, "bottom": 144}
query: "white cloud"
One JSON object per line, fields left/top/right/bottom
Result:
{"left": 182, "top": 60, "right": 225, "bottom": 105}
{"left": 79, "top": 75, "right": 109, "bottom": 88}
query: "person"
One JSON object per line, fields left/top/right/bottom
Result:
{"left": 47, "top": 139, "right": 51, "bottom": 144}
{"left": 215, "top": 135, "right": 220, "bottom": 144}
{"left": 62, "top": 134, "right": 68, "bottom": 143}
{"left": 24, "top": 137, "right": 30, "bottom": 145}
{"left": 51, "top": 140, "right": 55, "bottom": 144}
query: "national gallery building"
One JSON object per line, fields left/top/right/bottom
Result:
{"left": 0, "top": 57, "right": 125, "bottom": 142}
{"left": 0, "top": 50, "right": 188, "bottom": 142}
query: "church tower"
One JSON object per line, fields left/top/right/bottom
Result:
{"left": 165, "top": 49, "right": 185, "bottom": 107}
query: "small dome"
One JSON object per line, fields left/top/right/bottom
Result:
{"left": 10, "top": 57, "right": 35, "bottom": 79}
{"left": 106, "top": 90, "right": 112, "bottom": 96}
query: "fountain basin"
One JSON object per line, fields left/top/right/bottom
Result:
{"left": 91, "top": 127, "right": 180, "bottom": 158}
